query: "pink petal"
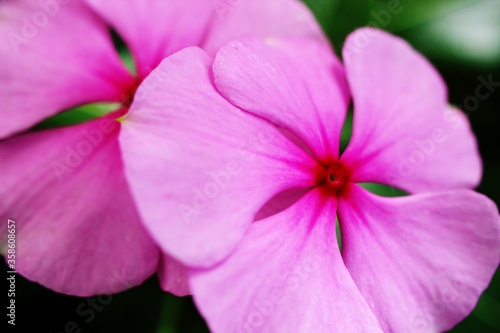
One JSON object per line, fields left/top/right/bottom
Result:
{"left": 213, "top": 36, "right": 349, "bottom": 160}
{"left": 202, "top": 0, "right": 327, "bottom": 55}
{"left": 158, "top": 254, "right": 190, "bottom": 297}
{"left": 0, "top": 0, "right": 134, "bottom": 139}
{"left": 0, "top": 114, "right": 159, "bottom": 296}
{"left": 190, "top": 189, "right": 383, "bottom": 333}
{"left": 84, "top": 0, "right": 213, "bottom": 78}
{"left": 253, "top": 187, "right": 309, "bottom": 222}
{"left": 120, "top": 47, "right": 318, "bottom": 268}
{"left": 340, "top": 28, "right": 481, "bottom": 193}
{"left": 338, "top": 184, "right": 500, "bottom": 332}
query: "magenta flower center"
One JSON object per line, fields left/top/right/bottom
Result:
{"left": 120, "top": 79, "right": 142, "bottom": 108}
{"left": 315, "top": 161, "right": 350, "bottom": 195}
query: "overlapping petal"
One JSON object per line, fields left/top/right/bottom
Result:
{"left": 0, "top": 114, "right": 159, "bottom": 296}
{"left": 84, "top": 0, "right": 213, "bottom": 78}
{"left": 340, "top": 28, "right": 481, "bottom": 193}
{"left": 190, "top": 189, "right": 383, "bottom": 333}
{"left": 158, "top": 254, "right": 190, "bottom": 297}
{"left": 0, "top": 0, "right": 134, "bottom": 139}
{"left": 213, "top": 36, "right": 349, "bottom": 160}
{"left": 338, "top": 184, "right": 500, "bottom": 333}
{"left": 202, "top": 0, "right": 326, "bottom": 55}
{"left": 120, "top": 47, "right": 318, "bottom": 268}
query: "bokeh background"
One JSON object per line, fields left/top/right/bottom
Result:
{"left": 4, "top": 0, "right": 500, "bottom": 332}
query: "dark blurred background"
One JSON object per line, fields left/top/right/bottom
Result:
{"left": 4, "top": 0, "right": 500, "bottom": 332}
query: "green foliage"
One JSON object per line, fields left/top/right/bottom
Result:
{"left": 33, "top": 103, "right": 119, "bottom": 129}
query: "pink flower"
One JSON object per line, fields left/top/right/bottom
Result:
{"left": 0, "top": 0, "right": 324, "bottom": 296}
{"left": 121, "top": 29, "right": 500, "bottom": 332}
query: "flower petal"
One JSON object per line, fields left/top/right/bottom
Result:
{"left": 338, "top": 184, "right": 500, "bottom": 333}
{"left": 213, "top": 36, "right": 349, "bottom": 160}
{"left": 340, "top": 28, "right": 481, "bottom": 193}
{"left": 158, "top": 254, "right": 190, "bottom": 297}
{"left": 190, "top": 189, "right": 383, "bottom": 333}
{"left": 0, "top": 114, "right": 159, "bottom": 296}
{"left": 0, "top": 0, "right": 133, "bottom": 139}
{"left": 84, "top": 0, "right": 213, "bottom": 78}
{"left": 202, "top": 0, "right": 326, "bottom": 55}
{"left": 254, "top": 187, "right": 309, "bottom": 222}
{"left": 120, "top": 47, "right": 318, "bottom": 268}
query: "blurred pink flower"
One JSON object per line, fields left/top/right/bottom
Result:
{"left": 0, "top": 0, "right": 324, "bottom": 296}
{"left": 122, "top": 29, "right": 500, "bottom": 332}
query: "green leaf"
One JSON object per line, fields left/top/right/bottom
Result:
{"left": 359, "top": 183, "right": 408, "bottom": 197}
{"left": 33, "top": 102, "right": 119, "bottom": 129}
{"left": 397, "top": 0, "right": 500, "bottom": 67}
